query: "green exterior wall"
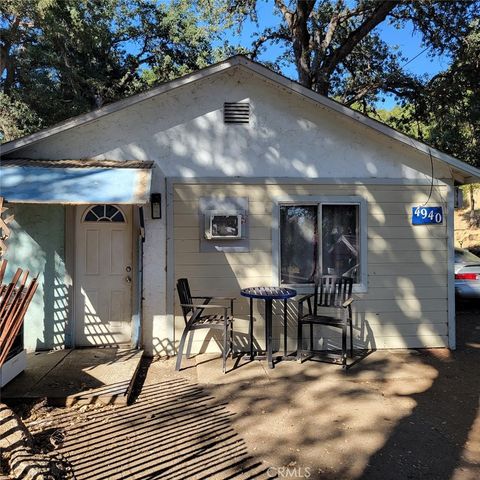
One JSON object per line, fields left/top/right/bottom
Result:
{"left": 5, "top": 204, "right": 70, "bottom": 351}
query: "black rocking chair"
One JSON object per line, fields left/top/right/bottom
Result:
{"left": 176, "top": 278, "right": 236, "bottom": 373}
{"left": 297, "top": 275, "right": 354, "bottom": 370}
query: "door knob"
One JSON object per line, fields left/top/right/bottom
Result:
{"left": 125, "top": 276, "right": 132, "bottom": 283}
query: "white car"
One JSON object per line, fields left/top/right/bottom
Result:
{"left": 455, "top": 248, "right": 480, "bottom": 300}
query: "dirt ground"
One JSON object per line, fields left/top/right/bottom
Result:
{"left": 3, "top": 304, "right": 480, "bottom": 480}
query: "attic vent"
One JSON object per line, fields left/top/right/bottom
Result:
{"left": 224, "top": 102, "right": 250, "bottom": 124}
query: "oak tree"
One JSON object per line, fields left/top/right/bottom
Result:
{"left": 0, "top": 0, "right": 216, "bottom": 140}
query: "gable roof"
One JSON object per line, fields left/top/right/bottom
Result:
{"left": 2, "top": 55, "right": 479, "bottom": 183}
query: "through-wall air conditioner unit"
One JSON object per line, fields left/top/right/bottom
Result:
{"left": 205, "top": 211, "right": 242, "bottom": 240}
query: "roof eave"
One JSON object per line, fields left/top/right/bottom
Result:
{"left": 234, "top": 57, "right": 480, "bottom": 184}
{"left": 0, "top": 56, "right": 244, "bottom": 155}
{"left": 2, "top": 54, "right": 479, "bottom": 182}
{"left": 462, "top": 175, "right": 480, "bottom": 184}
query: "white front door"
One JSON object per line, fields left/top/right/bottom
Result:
{"left": 75, "top": 205, "right": 133, "bottom": 346}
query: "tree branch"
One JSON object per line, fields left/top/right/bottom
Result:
{"left": 343, "top": 83, "right": 380, "bottom": 106}
{"left": 0, "top": 16, "right": 21, "bottom": 82}
{"left": 274, "top": 0, "right": 294, "bottom": 26}
{"left": 251, "top": 29, "right": 291, "bottom": 58}
{"left": 275, "top": 0, "right": 316, "bottom": 87}
{"left": 316, "top": 1, "right": 399, "bottom": 94}
{"left": 318, "top": 0, "right": 378, "bottom": 56}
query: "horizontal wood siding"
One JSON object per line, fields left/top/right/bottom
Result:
{"left": 173, "top": 183, "right": 449, "bottom": 351}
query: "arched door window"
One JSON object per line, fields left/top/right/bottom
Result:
{"left": 83, "top": 205, "right": 126, "bottom": 223}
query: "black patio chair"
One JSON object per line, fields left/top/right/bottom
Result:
{"left": 297, "top": 275, "right": 354, "bottom": 370}
{"left": 176, "top": 278, "right": 236, "bottom": 373}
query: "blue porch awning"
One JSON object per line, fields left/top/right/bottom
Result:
{"left": 0, "top": 159, "right": 153, "bottom": 204}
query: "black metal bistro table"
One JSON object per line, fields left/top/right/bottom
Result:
{"left": 241, "top": 286, "right": 297, "bottom": 369}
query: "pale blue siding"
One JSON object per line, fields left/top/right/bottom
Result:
{"left": 5, "top": 204, "right": 70, "bottom": 351}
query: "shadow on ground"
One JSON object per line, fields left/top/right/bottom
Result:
{"left": 15, "top": 305, "right": 480, "bottom": 480}
{"left": 25, "top": 377, "right": 269, "bottom": 480}
{"left": 174, "top": 303, "right": 479, "bottom": 480}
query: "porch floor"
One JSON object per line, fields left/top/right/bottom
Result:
{"left": 1, "top": 348, "right": 143, "bottom": 406}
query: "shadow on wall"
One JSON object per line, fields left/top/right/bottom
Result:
{"left": 158, "top": 107, "right": 470, "bottom": 480}
{"left": 5, "top": 203, "right": 69, "bottom": 351}
{"left": 174, "top": 303, "right": 377, "bottom": 361}
{"left": 151, "top": 89, "right": 451, "bottom": 353}
{"left": 171, "top": 180, "right": 449, "bottom": 355}
{"left": 152, "top": 337, "right": 176, "bottom": 356}
{"left": 38, "top": 71, "right": 450, "bottom": 357}
{"left": 164, "top": 117, "right": 461, "bottom": 479}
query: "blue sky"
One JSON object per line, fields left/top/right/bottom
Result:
{"left": 222, "top": 1, "right": 452, "bottom": 109}
{"left": 374, "top": 21, "right": 451, "bottom": 108}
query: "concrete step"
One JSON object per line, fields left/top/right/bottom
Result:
{"left": 1, "top": 348, "right": 143, "bottom": 407}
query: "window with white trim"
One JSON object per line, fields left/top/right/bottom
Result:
{"left": 278, "top": 199, "right": 365, "bottom": 287}
{"left": 83, "top": 204, "right": 126, "bottom": 223}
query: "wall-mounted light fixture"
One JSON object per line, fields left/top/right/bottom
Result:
{"left": 150, "top": 193, "right": 162, "bottom": 219}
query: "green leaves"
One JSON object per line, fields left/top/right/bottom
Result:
{"left": 382, "top": 20, "right": 480, "bottom": 167}
{"left": 1, "top": 0, "right": 479, "bottom": 169}
{"left": 1, "top": 0, "right": 216, "bottom": 139}
{"left": 0, "top": 92, "right": 42, "bottom": 142}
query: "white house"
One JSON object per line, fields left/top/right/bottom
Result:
{"left": 1, "top": 56, "right": 479, "bottom": 363}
